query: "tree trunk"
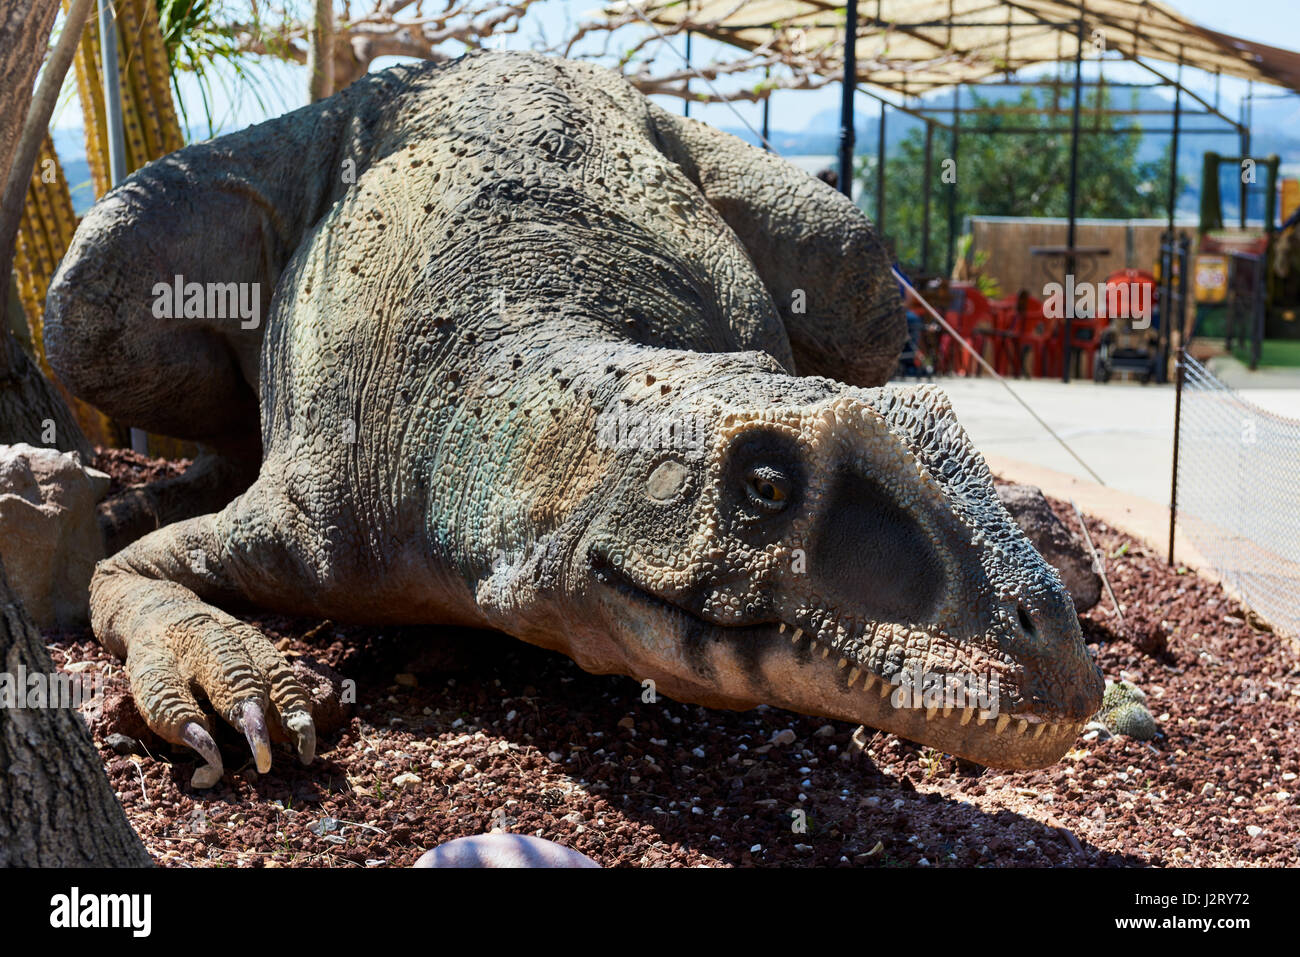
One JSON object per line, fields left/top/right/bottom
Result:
{"left": 307, "top": 0, "right": 336, "bottom": 102}
{"left": 1, "top": 0, "right": 92, "bottom": 457}
{"left": 0, "top": 556, "right": 151, "bottom": 866}
{"left": 0, "top": 0, "right": 144, "bottom": 866}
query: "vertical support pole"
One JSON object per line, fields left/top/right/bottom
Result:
{"left": 1062, "top": 9, "right": 1085, "bottom": 384}
{"left": 946, "top": 87, "right": 959, "bottom": 274}
{"left": 1168, "top": 345, "right": 1185, "bottom": 566}
{"left": 683, "top": 30, "right": 692, "bottom": 117}
{"left": 1239, "top": 81, "right": 1253, "bottom": 228}
{"left": 876, "top": 102, "right": 886, "bottom": 232}
{"left": 761, "top": 67, "right": 771, "bottom": 152}
{"left": 98, "top": 0, "right": 148, "bottom": 455}
{"left": 838, "top": 0, "right": 858, "bottom": 198}
{"left": 1163, "top": 53, "right": 1183, "bottom": 384}
{"left": 921, "top": 120, "right": 934, "bottom": 273}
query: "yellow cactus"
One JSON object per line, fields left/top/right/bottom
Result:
{"left": 12, "top": 135, "right": 120, "bottom": 447}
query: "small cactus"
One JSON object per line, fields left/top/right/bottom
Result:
{"left": 1094, "top": 680, "right": 1158, "bottom": 741}
{"left": 1107, "top": 702, "right": 1158, "bottom": 740}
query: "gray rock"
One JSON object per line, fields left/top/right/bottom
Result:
{"left": 105, "top": 733, "right": 139, "bottom": 755}
{"left": 414, "top": 834, "right": 600, "bottom": 868}
{"left": 996, "top": 484, "right": 1101, "bottom": 612}
{"left": 0, "top": 443, "right": 110, "bottom": 629}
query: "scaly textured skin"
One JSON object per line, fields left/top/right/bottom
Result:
{"left": 44, "top": 52, "right": 1102, "bottom": 785}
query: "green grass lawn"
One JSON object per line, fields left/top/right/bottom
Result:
{"left": 1232, "top": 339, "right": 1300, "bottom": 368}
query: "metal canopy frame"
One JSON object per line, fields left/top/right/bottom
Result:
{"left": 613, "top": 0, "right": 1300, "bottom": 384}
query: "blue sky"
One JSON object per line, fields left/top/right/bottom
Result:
{"left": 47, "top": 0, "right": 1300, "bottom": 140}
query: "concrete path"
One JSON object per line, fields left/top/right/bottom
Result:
{"left": 924, "top": 372, "right": 1300, "bottom": 507}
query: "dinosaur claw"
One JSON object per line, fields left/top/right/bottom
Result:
{"left": 239, "top": 700, "right": 273, "bottom": 773}
{"left": 285, "top": 710, "right": 317, "bottom": 765}
{"left": 181, "top": 721, "right": 223, "bottom": 788}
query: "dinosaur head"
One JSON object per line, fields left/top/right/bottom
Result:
{"left": 576, "top": 369, "right": 1102, "bottom": 770}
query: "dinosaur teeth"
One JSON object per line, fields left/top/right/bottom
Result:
{"left": 1034, "top": 723, "right": 1047, "bottom": 739}
{"left": 821, "top": 646, "right": 830, "bottom": 659}
{"left": 879, "top": 682, "right": 891, "bottom": 699}
{"left": 862, "top": 673, "right": 877, "bottom": 691}
{"left": 779, "top": 623, "right": 786, "bottom": 634}
{"left": 837, "top": 657, "right": 848, "bottom": 670}
{"left": 960, "top": 708, "right": 973, "bottom": 726}
{"left": 792, "top": 628, "right": 804, "bottom": 643}
{"left": 995, "top": 714, "right": 1010, "bottom": 734}
{"left": 847, "top": 667, "right": 861, "bottom": 687}
{"left": 925, "top": 705, "right": 938, "bottom": 720}
{"left": 1017, "top": 719, "right": 1029, "bottom": 735}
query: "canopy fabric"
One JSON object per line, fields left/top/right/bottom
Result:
{"left": 609, "top": 0, "right": 1300, "bottom": 94}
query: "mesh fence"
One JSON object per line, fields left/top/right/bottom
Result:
{"left": 1176, "top": 355, "right": 1300, "bottom": 637}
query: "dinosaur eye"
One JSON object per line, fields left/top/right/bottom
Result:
{"left": 745, "top": 466, "right": 790, "bottom": 512}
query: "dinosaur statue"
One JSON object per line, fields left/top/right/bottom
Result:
{"left": 44, "top": 51, "right": 1102, "bottom": 787}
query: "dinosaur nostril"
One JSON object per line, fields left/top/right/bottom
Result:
{"left": 1017, "top": 603, "right": 1036, "bottom": 638}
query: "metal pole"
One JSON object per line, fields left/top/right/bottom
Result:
{"left": 98, "top": 0, "right": 148, "bottom": 455}
{"left": 946, "top": 87, "right": 959, "bottom": 274}
{"left": 1168, "top": 346, "right": 1185, "bottom": 565}
{"left": 921, "top": 121, "right": 933, "bottom": 272}
{"left": 1062, "top": 10, "right": 1085, "bottom": 384}
{"left": 876, "top": 102, "right": 886, "bottom": 232}
{"left": 838, "top": 0, "right": 858, "bottom": 197}
{"left": 1162, "top": 55, "right": 1183, "bottom": 384}
{"left": 683, "top": 30, "right": 692, "bottom": 118}
{"left": 1239, "top": 81, "right": 1252, "bottom": 228}
{"left": 1167, "top": 62, "right": 1182, "bottom": 235}
{"left": 761, "top": 67, "right": 771, "bottom": 152}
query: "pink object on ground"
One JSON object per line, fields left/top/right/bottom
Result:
{"left": 413, "top": 834, "right": 600, "bottom": 868}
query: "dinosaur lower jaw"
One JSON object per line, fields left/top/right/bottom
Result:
{"left": 778, "top": 624, "right": 1086, "bottom": 769}
{"left": 592, "top": 562, "right": 1084, "bottom": 769}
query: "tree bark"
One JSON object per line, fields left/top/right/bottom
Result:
{"left": 0, "top": 556, "right": 151, "bottom": 866}
{"left": 0, "top": 0, "right": 92, "bottom": 456}
{"left": 307, "top": 0, "right": 336, "bottom": 101}
{"left": 0, "top": 0, "right": 144, "bottom": 867}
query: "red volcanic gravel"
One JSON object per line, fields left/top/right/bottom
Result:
{"left": 94, "top": 446, "right": 191, "bottom": 496}
{"left": 44, "top": 480, "right": 1300, "bottom": 867}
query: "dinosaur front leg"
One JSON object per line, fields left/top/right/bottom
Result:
{"left": 90, "top": 491, "right": 316, "bottom": 786}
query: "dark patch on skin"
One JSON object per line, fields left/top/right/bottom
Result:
{"left": 810, "top": 471, "right": 943, "bottom": 622}
{"left": 679, "top": 617, "right": 718, "bottom": 684}
{"left": 730, "top": 626, "right": 772, "bottom": 698}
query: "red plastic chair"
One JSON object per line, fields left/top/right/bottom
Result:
{"left": 986, "top": 296, "right": 1025, "bottom": 377}
{"left": 1015, "top": 293, "right": 1062, "bottom": 378}
{"left": 940, "top": 283, "right": 995, "bottom": 376}
{"left": 1098, "top": 269, "right": 1156, "bottom": 327}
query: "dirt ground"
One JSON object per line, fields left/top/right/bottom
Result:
{"left": 46, "top": 451, "right": 1300, "bottom": 867}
